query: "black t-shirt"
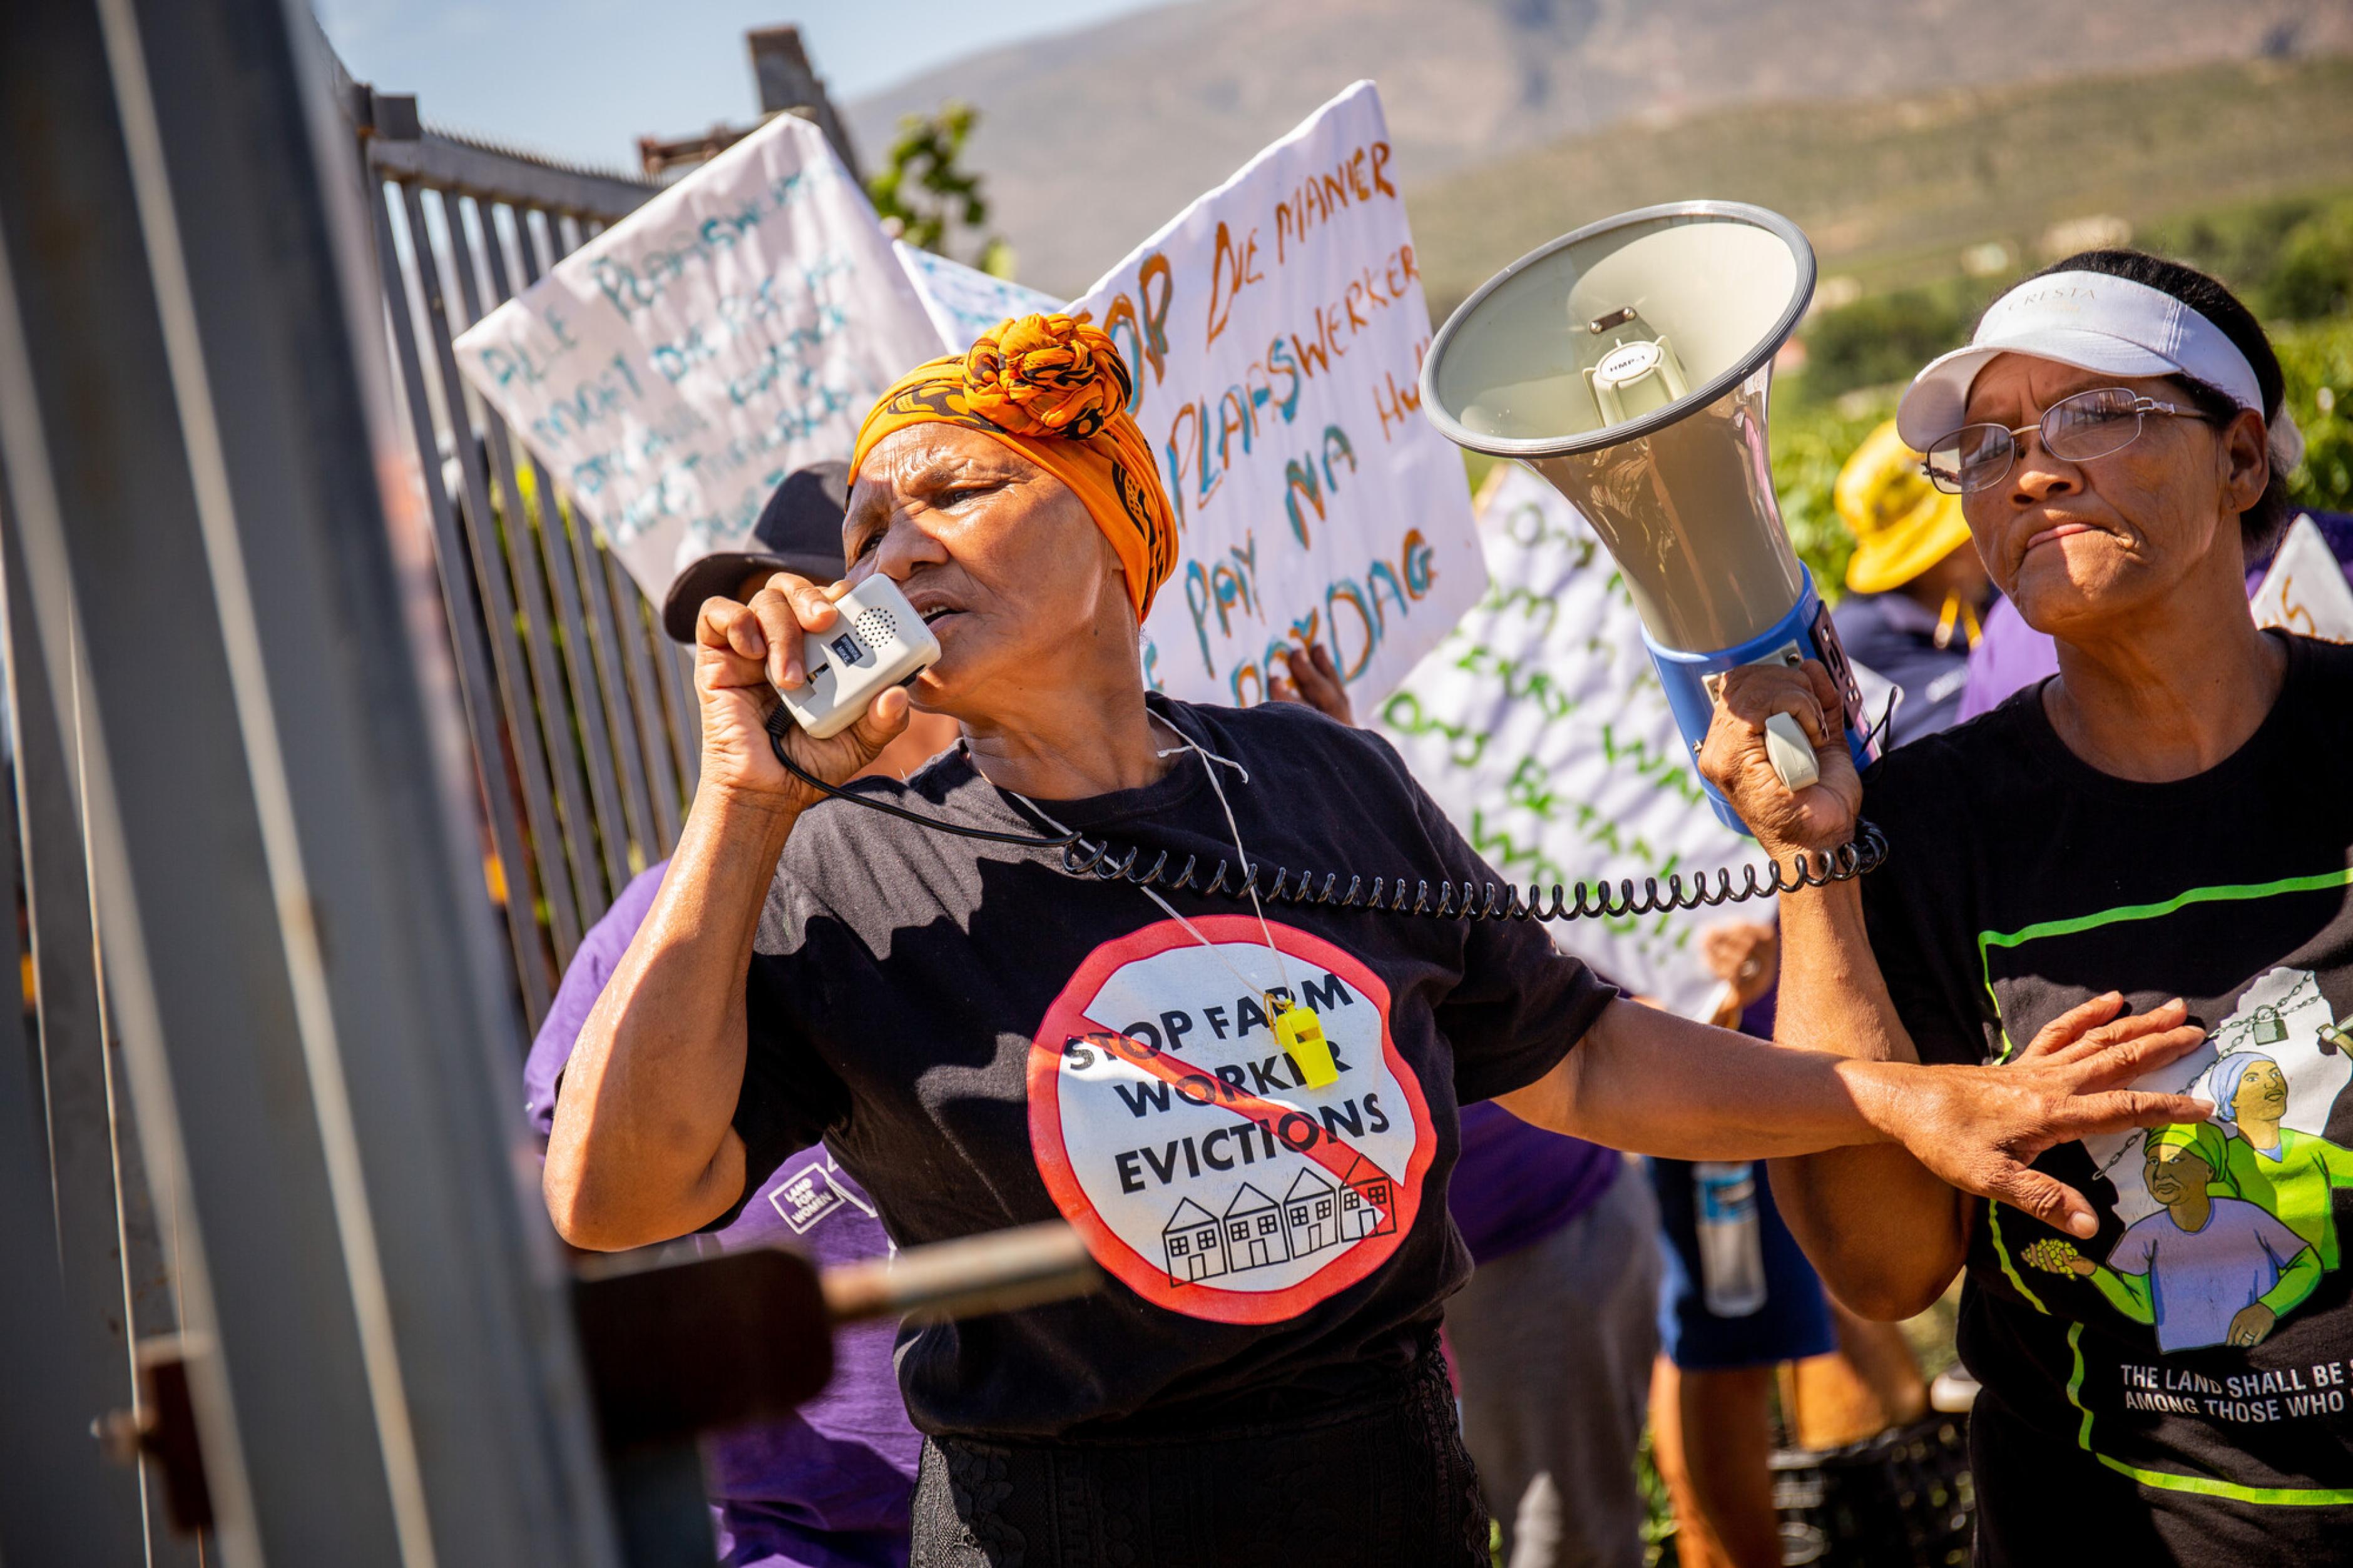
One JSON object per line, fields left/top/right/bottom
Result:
{"left": 1859, "top": 633, "right": 2353, "bottom": 1564}
{"left": 725, "top": 695, "right": 1614, "bottom": 1439}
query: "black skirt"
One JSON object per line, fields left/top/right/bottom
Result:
{"left": 907, "top": 1347, "right": 1490, "bottom": 1567}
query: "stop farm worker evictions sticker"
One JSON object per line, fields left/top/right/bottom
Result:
{"left": 1029, "top": 915, "right": 1435, "bottom": 1323}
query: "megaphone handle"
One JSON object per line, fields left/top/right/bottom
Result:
{"left": 1763, "top": 712, "right": 1821, "bottom": 793}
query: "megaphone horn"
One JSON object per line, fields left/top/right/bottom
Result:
{"left": 1418, "top": 201, "right": 1877, "bottom": 835}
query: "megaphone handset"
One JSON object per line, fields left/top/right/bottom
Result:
{"left": 762, "top": 587, "right": 1887, "bottom": 921}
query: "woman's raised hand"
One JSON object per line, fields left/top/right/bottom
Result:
{"left": 1697, "top": 659, "right": 1862, "bottom": 858}
{"left": 695, "top": 573, "right": 911, "bottom": 811}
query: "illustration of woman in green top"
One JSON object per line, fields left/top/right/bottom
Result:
{"left": 2202, "top": 1051, "right": 2353, "bottom": 1269}
{"left": 2025, "top": 1125, "right": 2321, "bottom": 1352}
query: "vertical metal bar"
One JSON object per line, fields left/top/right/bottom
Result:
{"left": 0, "top": 730, "right": 128, "bottom": 1568}
{"left": 369, "top": 183, "right": 551, "bottom": 1021}
{"left": 569, "top": 511, "right": 658, "bottom": 871}
{"left": 390, "top": 184, "right": 584, "bottom": 970}
{"left": 1, "top": 0, "right": 625, "bottom": 1562}
{"left": 663, "top": 638, "right": 703, "bottom": 795}
{"left": 1, "top": 487, "right": 158, "bottom": 1564}
{"left": 603, "top": 548, "right": 683, "bottom": 847}
{"left": 499, "top": 209, "right": 631, "bottom": 895}
{"left": 439, "top": 196, "right": 609, "bottom": 939}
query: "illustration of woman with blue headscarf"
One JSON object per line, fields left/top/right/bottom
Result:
{"left": 2203, "top": 1051, "right": 2353, "bottom": 1271}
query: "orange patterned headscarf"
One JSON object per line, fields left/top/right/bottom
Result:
{"left": 850, "top": 314, "right": 1178, "bottom": 620}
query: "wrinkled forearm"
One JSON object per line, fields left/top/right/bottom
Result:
{"left": 543, "top": 784, "right": 799, "bottom": 1249}
{"left": 1767, "top": 879, "right": 1970, "bottom": 1320}
{"left": 1499, "top": 996, "right": 1906, "bottom": 1160}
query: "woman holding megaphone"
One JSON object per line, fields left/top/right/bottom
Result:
{"left": 1700, "top": 250, "right": 2350, "bottom": 1565}
{"left": 550, "top": 313, "right": 2212, "bottom": 1567}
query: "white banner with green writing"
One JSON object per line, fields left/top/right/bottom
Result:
{"left": 1376, "top": 466, "right": 1758, "bottom": 1016}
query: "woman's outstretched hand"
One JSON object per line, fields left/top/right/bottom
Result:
{"left": 695, "top": 573, "right": 911, "bottom": 812}
{"left": 1876, "top": 994, "right": 2210, "bottom": 1238}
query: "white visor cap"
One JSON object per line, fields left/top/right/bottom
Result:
{"left": 1894, "top": 270, "right": 2265, "bottom": 451}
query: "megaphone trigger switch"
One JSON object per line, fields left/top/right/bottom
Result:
{"left": 1763, "top": 713, "right": 1821, "bottom": 794}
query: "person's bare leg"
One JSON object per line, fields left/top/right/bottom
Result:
{"left": 1829, "top": 1301, "right": 1929, "bottom": 1427}
{"left": 1649, "top": 1357, "right": 1782, "bottom": 1568}
{"left": 1784, "top": 1301, "right": 1931, "bottom": 1450}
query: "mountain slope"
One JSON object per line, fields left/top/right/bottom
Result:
{"left": 847, "top": 0, "right": 2353, "bottom": 296}
{"left": 1409, "top": 53, "right": 2353, "bottom": 322}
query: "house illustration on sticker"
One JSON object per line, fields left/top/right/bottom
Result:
{"left": 1282, "top": 1167, "right": 1339, "bottom": 1258}
{"left": 1162, "top": 1197, "right": 1227, "bottom": 1286}
{"left": 1335, "top": 1154, "right": 1397, "bottom": 1242}
{"left": 1225, "top": 1181, "right": 1289, "bottom": 1271}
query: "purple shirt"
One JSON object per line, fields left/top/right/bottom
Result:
{"left": 1446, "top": 1102, "right": 1620, "bottom": 1265}
{"left": 2108, "top": 1198, "right": 2307, "bottom": 1355}
{"left": 1959, "top": 510, "right": 2353, "bottom": 721}
{"left": 526, "top": 864, "right": 917, "bottom": 1568}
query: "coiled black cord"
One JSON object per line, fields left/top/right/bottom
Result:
{"left": 765, "top": 705, "right": 1886, "bottom": 922}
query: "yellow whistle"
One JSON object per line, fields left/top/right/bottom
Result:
{"left": 1272, "top": 995, "right": 1339, "bottom": 1089}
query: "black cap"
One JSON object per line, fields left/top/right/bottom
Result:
{"left": 660, "top": 461, "right": 852, "bottom": 643}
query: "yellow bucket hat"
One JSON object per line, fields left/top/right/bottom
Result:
{"left": 1836, "top": 420, "right": 1975, "bottom": 596}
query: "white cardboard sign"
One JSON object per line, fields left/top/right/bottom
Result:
{"left": 1069, "top": 81, "right": 1485, "bottom": 708}
{"left": 1376, "top": 466, "right": 1758, "bottom": 1016}
{"left": 2250, "top": 514, "right": 2353, "bottom": 642}
{"left": 452, "top": 113, "right": 944, "bottom": 601}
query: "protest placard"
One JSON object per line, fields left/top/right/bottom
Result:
{"left": 452, "top": 113, "right": 943, "bottom": 601}
{"left": 1377, "top": 466, "right": 1758, "bottom": 1016}
{"left": 894, "top": 240, "right": 1064, "bottom": 353}
{"left": 1069, "top": 81, "right": 1484, "bottom": 708}
{"left": 2250, "top": 513, "right": 2353, "bottom": 641}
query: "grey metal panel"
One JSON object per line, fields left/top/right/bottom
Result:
{"left": 434, "top": 193, "right": 608, "bottom": 948}
{"left": 0, "top": 3, "right": 401, "bottom": 1557}
{"left": 369, "top": 184, "right": 553, "bottom": 1020}
{"left": 2, "top": 0, "right": 624, "bottom": 1562}
{"left": 368, "top": 130, "right": 655, "bottom": 223}
{"left": 390, "top": 183, "right": 584, "bottom": 967}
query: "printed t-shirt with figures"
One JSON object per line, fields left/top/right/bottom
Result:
{"left": 717, "top": 695, "right": 1615, "bottom": 1438}
{"left": 1858, "top": 633, "right": 2353, "bottom": 1564}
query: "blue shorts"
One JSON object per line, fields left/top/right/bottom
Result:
{"left": 1649, "top": 1157, "right": 1835, "bottom": 1371}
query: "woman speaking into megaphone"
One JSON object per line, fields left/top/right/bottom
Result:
{"left": 1699, "top": 250, "right": 2351, "bottom": 1566}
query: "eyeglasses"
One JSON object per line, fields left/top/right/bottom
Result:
{"left": 1922, "top": 387, "right": 2211, "bottom": 495}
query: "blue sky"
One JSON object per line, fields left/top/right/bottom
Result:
{"left": 317, "top": 0, "right": 1170, "bottom": 173}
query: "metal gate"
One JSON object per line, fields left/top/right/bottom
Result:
{"left": 345, "top": 60, "right": 691, "bottom": 1022}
